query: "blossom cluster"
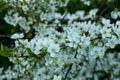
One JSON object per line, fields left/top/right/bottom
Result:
{"left": 1, "top": 0, "right": 120, "bottom": 80}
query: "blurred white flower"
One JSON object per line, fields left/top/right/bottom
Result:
{"left": 47, "top": 42, "right": 60, "bottom": 57}
{"left": 4, "top": 13, "right": 22, "bottom": 27}
{"left": 53, "top": 75, "right": 62, "bottom": 80}
{"left": 88, "top": 9, "right": 98, "bottom": 18}
{"left": 102, "top": 18, "right": 111, "bottom": 27}
{"left": 111, "top": 11, "right": 118, "bottom": 19}
{"left": 100, "top": 27, "right": 111, "bottom": 39}
{"left": 105, "top": 35, "right": 118, "bottom": 48}
{"left": 81, "top": 36, "right": 90, "bottom": 46}
{"left": 90, "top": 47, "right": 105, "bottom": 58}
{"left": 22, "top": 5, "right": 29, "bottom": 12}
{"left": 11, "top": 33, "right": 24, "bottom": 39}
{"left": 75, "top": 10, "right": 88, "bottom": 20}
{"left": 20, "top": 0, "right": 28, "bottom": 2}
{"left": 84, "top": 1, "right": 90, "bottom": 6}
{"left": 80, "top": 0, "right": 91, "bottom": 6}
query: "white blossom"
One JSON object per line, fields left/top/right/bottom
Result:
{"left": 20, "top": 0, "right": 28, "bottom": 2}
{"left": 22, "top": 5, "right": 29, "bottom": 12}
{"left": 53, "top": 75, "right": 62, "bottom": 80}
{"left": 100, "top": 26, "right": 111, "bottom": 39}
{"left": 105, "top": 35, "right": 119, "bottom": 48}
{"left": 111, "top": 11, "right": 118, "bottom": 19}
{"left": 47, "top": 42, "right": 60, "bottom": 57}
{"left": 11, "top": 33, "right": 24, "bottom": 39}
{"left": 102, "top": 18, "right": 111, "bottom": 27}
{"left": 4, "top": 13, "right": 22, "bottom": 26}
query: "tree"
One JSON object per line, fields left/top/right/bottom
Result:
{"left": 0, "top": 0, "right": 120, "bottom": 80}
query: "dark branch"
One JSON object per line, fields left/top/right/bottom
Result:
{"left": 64, "top": 64, "right": 73, "bottom": 80}
{"left": 64, "top": 48, "right": 78, "bottom": 80}
{"left": 55, "top": 0, "right": 79, "bottom": 32}
{"left": 97, "top": 1, "right": 114, "bottom": 20}
{"left": 24, "top": 28, "right": 35, "bottom": 39}
{"left": 0, "top": 34, "right": 11, "bottom": 39}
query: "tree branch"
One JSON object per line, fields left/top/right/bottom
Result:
{"left": 0, "top": 34, "right": 11, "bottom": 39}
{"left": 55, "top": 0, "right": 79, "bottom": 32}
{"left": 24, "top": 28, "right": 35, "bottom": 39}
{"left": 64, "top": 48, "right": 78, "bottom": 80}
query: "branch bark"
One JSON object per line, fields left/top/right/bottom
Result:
{"left": 0, "top": 34, "right": 11, "bottom": 39}
{"left": 64, "top": 48, "right": 78, "bottom": 80}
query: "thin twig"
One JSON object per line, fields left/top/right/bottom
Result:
{"left": 98, "top": 2, "right": 113, "bottom": 19}
{"left": 64, "top": 48, "right": 78, "bottom": 80}
{"left": 97, "top": 0, "right": 106, "bottom": 15}
{"left": 0, "top": 34, "right": 11, "bottom": 39}
{"left": 55, "top": 0, "right": 79, "bottom": 32}
{"left": 64, "top": 64, "right": 73, "bottom": 80}
{"left": 60, "top": 0, "right": 79, "bottom": 24}
{"left": 24, "top": 28, "right": 35, "bottom": 39}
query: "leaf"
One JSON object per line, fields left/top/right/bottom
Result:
{"left": 0, "top": 45, "right": 13, "bottom": 57}
{"left": 26, "top": 48, "right": 38, "bottom": 58}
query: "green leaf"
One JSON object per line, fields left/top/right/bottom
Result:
{"left": 26, "top": 48, "right": 38, "bottom": 58}
{"left": 0, "top": 45, "right": 13, "bottom": 57}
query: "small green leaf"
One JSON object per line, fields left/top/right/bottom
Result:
{"left": 114, "top": 8, "right": 118, "bottom": 12}
{"left": 26, "top": 48, "right": 38, "bottom": 58}
{"left": 0, "top": 45, "right": 13, "bottom": 57}
{"left": 14, "top": 58, "right": 20, "bottom": 64}
{"left": 1, "top": 44, "right": 4, "bottom": 51}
